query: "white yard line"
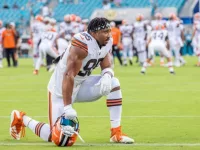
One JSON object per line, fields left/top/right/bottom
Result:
{"left": 0, "top": 142, "right": 200, "bottom": 147}
{"left": 1, "top": 115, "right": 200, "bottom": 118}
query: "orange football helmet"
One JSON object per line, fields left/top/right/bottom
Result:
{"left": 169, "top": 13, "right": 177, "bottom": 20}
{"left": 136, "top": 14, "right": 144, "bottom": 21}
{"left": 155, "top": 12, "right": 162, "bottom": 20}
{"left": 75, "top": 16, "right": 81, "bottom": 23}
{"left": 64, "top": 14, "right": 71, "bottom": 22}
{"left": 51, "top": 116, "right": 79, "bottom": 147}
{"left": 35, "top": 15, "right": 43, "bottom": 22}
{"left": 70, "top": 14, "right": 76, "bottom": 22}
{"left": 194, "top": 12, "right": 200, "bottom": 21}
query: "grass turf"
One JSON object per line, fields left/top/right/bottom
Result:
{"left": 0, "top": 57, "right": 200, "bottom": 150}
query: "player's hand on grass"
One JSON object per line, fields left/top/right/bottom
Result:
{"left": 64, "top": 104, "right": 77, "bottom": 123}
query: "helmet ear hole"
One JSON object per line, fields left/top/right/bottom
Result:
{"left": 51, "top": 116, "right": 79, "bottom": 147}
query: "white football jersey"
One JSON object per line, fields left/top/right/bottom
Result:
{"left": 166, "top": 20, "right": 179, "bottom": 40}
{"left": 72, "top": 22, "right": 84, "bottom": 34}
{"left": 0, "top": 27, "right": 5, "bottom": 45}
{"left": 31, "top": 21, "right": 45, "bottom": 38}
{"left": 120, "top": 25, "right": 133, "bottom": 38}
{"left": 48, "top": 31, "right": 113, "bottom": 97}
{"left": 133, "top": 21, "right": 146, "bottom": 40}
{"left": 40, "top": 31, "right": 58, "bottom": 45}
{"left": 59, "top": 22, "right": 73, "bottom": 40}
{"left": 150, "top": 29, "right": 168, "bottom": 43}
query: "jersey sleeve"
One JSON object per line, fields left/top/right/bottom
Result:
{"left": 71, "top": 33, "right": 88, "bottom": 52}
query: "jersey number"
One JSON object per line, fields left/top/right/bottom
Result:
{"left": 153, "top": 32, "right": 163, "bottom": 40}
{"left": 78, "top": 58, "right": 104, "bottom": 77}
{"left": 43, "top": 33, "right": 53, "bottom": 40}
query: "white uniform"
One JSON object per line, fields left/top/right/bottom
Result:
{"left": 35, "top": 31, "right": 59, "bottom": 70}
{"left": 119, "top": 25, "right": 133, "bottom": 65}
{"left": 133, "top": 21, "right": 147, "bottom": 64}
{"left": 192, "top": 23, "right": 200, "bottom": 55}
{"left": 0, "top": 27, "right": 5, "bottom": 64}
{"left": 57, "top": 22, "right": 73, "bottom": 54}
{"left": 31, "top": 21, "right": 45, "bottom": 65}
{"left": 166, "top": 20, "right": 183, "bottom": 65}
{"left": 148, "top": 29, "right": 170, "bottom": 58}
{"left": 72, "top": 22, "right": 84, "bottom": 34}
{"left": 47, "top": 32, "right": 121, "bottom": 126}
{"left": 166, "top": 20, "right": 181, "bottom": 51}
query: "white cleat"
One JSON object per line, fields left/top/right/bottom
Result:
{"left": 110, "top": 126, "right": 134, "bottom": 144}
{"left": 10, "top": 110, "right": 26, "bottom": 140}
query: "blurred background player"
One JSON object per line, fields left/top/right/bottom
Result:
{"left": 192, "top": 12, "right": 200, "bottom": 66}
{"left": 111, "top": 21, "right": 122, "bottom": 66}
{"left": 166, "top": 13, "right": 183, "bottom": 67}
{"left": 57, "top": 14, "right": 72, "bottom": 55}
{"left": 141, "top": 25, "right": 175, "bottom": 74}
{"left": 10, "top": 22, "right": 20, "bottom": 67}
{"left": 120, "top": 19, "right": 133, "bottom": 66}
{"left": 33, "top": 27, "right": 58, "bottom": 75}
{"left": 133, "top": 14, "right": 147, "bottom": 66}
{"left": 0, "top": 20, "right": 5, "bottom": 68}
{"left": 151, "top": 12, "right": 166, "bottom": 66}
{"left": 2, "top": 23, "right": 17, "bottom": 67}
{"left": 30, "top": 15, "right": 45, "bottom": 67}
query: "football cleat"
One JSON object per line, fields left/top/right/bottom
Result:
{"left": 170, "top": 71, "right": 175, "bottom": 75}
{"left": 110, "top": 126, "right": 134, "bottom": 144}
{"left": 10, "top": 110, "right": 26, "bottom": 140}
{"left": 141, "top": 71, "right": 145, "bottom": 75}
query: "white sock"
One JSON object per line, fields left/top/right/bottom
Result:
{"left": 23, "top": 115, "right": 51, "bottom": 142}
{"left": 141, "top": 62, "right": 147, "bottom": 72}
{"left": 168, "top": 62, "right": 174, "bottom": 72}
{"left": 107, "top": 80, "right": 122, "bottom": 129}
{"left": 160, "top": 57, "right": 164, "bottom": 63}
{"left": 108, "top": 106, "right": 122, "bottom": 128}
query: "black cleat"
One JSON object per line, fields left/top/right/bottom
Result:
{"left": 170, "top": 71, "right": 175, "bottom": 75}
{"left": 141, "top": 71, "right": 145, "bottom": 75}
{"left": 129, "top": 60, "right": 133, "bottom": 66}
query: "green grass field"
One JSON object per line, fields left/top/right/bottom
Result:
{"left": 0, "top": 57, "right": 200, "bottom": 150}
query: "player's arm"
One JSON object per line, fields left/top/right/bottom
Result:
{"left": 96, "top": 52, "right": 114, "bottom": 96}
{"left": 62, "top": 46, "right": 87, "bottom": 106}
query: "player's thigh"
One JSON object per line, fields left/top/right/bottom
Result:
{"left": 138, "top": 51, "right": 146, "bottom": 62}
{"left": 148, "top": 43, "right": 155, "bottom": 58}
{"left": 74, "top": 75, "right": 102, "bottom": 103}
{"left": 48, "top": 91, "right": 64, "bottom": 129}
{"left": 47, "top": 48, "right": 58, "bottom": 59}
{"left": 160, "top": 46, "right": 170, "bottom": 58}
